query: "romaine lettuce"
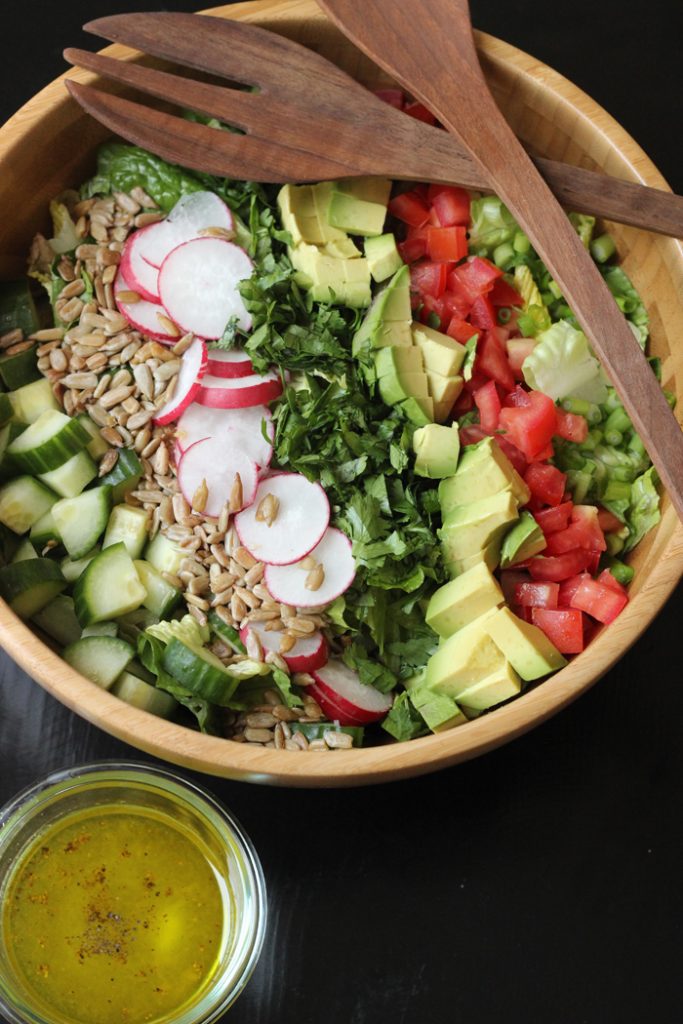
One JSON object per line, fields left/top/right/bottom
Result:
{"left": 522, "top": 319, "right": 608, "bottom": 403}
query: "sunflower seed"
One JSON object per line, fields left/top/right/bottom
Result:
{"left": 156, "top": 313, "right": 180, "bottom": 337}
{"left": 192, "top": 479, "right": 209, "bottom": 514}
{"left": 230, "top": 592, "right": 247, "bottom": 622}
{"left": 98, "top": 449, "right": 118, "bottom": 477}
{"left": 229, "top": 473, "right": 243, "bottom": 513}
{"left": 305, "top": 563, "right": 325, "bottom": 591}
{"left": 324, "top": 730, "right": 353, "bottom": 750}
{"left": 255, "top": 492, "right": 279, "bottom": 526}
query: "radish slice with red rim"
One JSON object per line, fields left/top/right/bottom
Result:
{"left": 114, "top": 269, "right": 179, "bottom": 343}
{"left": 176, "top": 403, "right": 274, "bottom": 468}
{"left": 177, "top": 436, "right": 258, "bottom": 517}
{"left": 153, "top": 337, "right": 208, "bottom": 426}
{"left": 197, "top": 371, "right": 282, "bottom": 409}
{"left": 120, "top": 225, "right": 161, "bottom": 302}
{"left": 159, "top": 237, "right": 253, "bottom": 339}
{"left": 240, "top": 621, "right": 328, "bottom": 673}
{"left": 206, "top": 348, "right": 254, "bottom": 378}
{"left": 139, "top": 192, "right": 234, "bottom": 268}
{"left": 235, "top": 473, "right": 330, "bottom": 566}
{"left": 264, "top": 528, "right": 355, "bottom": 607}
{"left": 308, "top": 660, "right": 392, "bottom": 725}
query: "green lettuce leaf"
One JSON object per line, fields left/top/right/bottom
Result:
{"left": 81, "top": 142, "right": 204, "bottom": 212}
{"left": 146, "top": 614, "right": 209, "bottom": 648}
{"left": 468, "top": 196, "right": 520, "bottom": 254}
{"left": 522, "top": 319, "right": 608, "bottom": 403}
{"left": 48, "top": 200, "right": 79, "bottom": 255}
{"left": 137, "top": 633, "right": 222, "bottom": 735}
{"left": 624, "top": 467, "right": 660, "bottom": 552}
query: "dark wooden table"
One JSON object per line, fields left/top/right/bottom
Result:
{"left": 2, "top": 2, "right": 682, "bottom": 1021}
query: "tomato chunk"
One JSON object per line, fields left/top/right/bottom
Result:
{"left": 447, "top": 317, "right": 478, "bottom": 345}
{"left": 499, "top": 390, "right": 558, "bottom": 461}
{"left": 555, "top": 407, "right": 589, "bottom": 443}
{"left": 533, "top": 501, "right": 573, "bottom": 535}
{"left": 374, "top": 88, "right": 404, "bottom": 109}
{"left": 569, "top": 505, "right": 606, "bottom": 551}
{"left": 531, "top": 608, "right": 585, "bottom": 654}
{"left": 528, "top": 549, "right": 594, "bottom": 581}
{"left": 570, "top": 576, "right": 628, "bottom": 624}
{"left": 469, "top": 294, "right": 498, "bottom": 330}
{"left": 596, "top": 569, "right": 628, "bottom": 596}
{"left": 558, "top": 574, "right": 588, "bottom": 607}
{"left": 507, "top": 338, "right": 536, "bottom": 378}
{"left": 524, "top": 462, "right": 567, "bottom": 507}
{"left": 597, "top": 507, "right": 625, "bottom": 534}
{"left": 427, "top": 226, "right": 468, "bottom": 263}
{"left": 428, "top": 186, "right": 471, "bottom": 227}
{"left": 514, "top": 581, "right": 560, "bottom": 609}
{"left": 411, "top": 261, "right": 448, "bottom": 298}
{"left": 474, "top": 380, "right": 501, "bottom": 434}
{"left": 404, "top": 100, "right": 437, "bottom": 125}
{"left": 489, "top": 277, "right": 523, "bottom": 307}
{"left": 499, "top": 570, "right": 530, "bottom": 605}
{"left": 476, "top": 329, "right": 515, "bottom": 391}
{"left": 389, "top": 191, "right": 431, "bottom": 227}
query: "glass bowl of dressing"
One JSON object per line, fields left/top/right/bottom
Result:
{"left": 0, "top": 762, "right": 267, "bottom": 1024}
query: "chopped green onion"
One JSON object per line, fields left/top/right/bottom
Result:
{"left": 513, "top": 231, "right": 531, "bottom": 253}
{"left": 493, "top": 242, "right": 515, "bottom": 268}
{"left": 590, "top": 233, "right": 616, "bottom": 264}
{"left": 605, "top": 533, "right": 625, "bottom": 556}
{"left": 604, "top": 406, "right": 632, "bottom": 435}
{"left": 426, "top": 311, "right": 441, "bottom": 330}
{"left": 604, "top": 430, "right": 623, "bottom": 447}
{"left": 602, "top": 557, "right": 634, "bottom": 586}
{"left": 497, "top": 307, "right": 512, "bottom": 324}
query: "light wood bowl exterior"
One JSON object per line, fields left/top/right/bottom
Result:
{"left": 0, "top": 0, "right": 681, "bottom": 786}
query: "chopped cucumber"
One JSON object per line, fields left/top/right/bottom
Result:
{"left": 0, "top": 344, "right": 40, "bottom": 391}
{"left": 0, "top": 557, "right": 66, "bottom": 618}
{"left": 112, "top": 670, "right": 178, "bottom": 718}
{"left": 0, "top": 476, "right": 56, "bottom": 534}
{"left": 31, "top": 594, "right": 82, "bottom": 647}
{"left": 60, "top": 546, "right": 100, "bottom": 583}
{"left": 11, "top": 538, "right": 37, "bottom": 563}
{"left": 144, "top": 532, "right": 184, "bottom": 576}
{"left": 76, "top": 414, "right": 110, "bottom": 460}
{"left": 0, "top": 280, "right": 41, "bottom": 338}
{"left": 39, "top": 449, "right": 97, "bottom": 499}
{"left": 116, "top": 607, "right": 160, "bottom": 645}
{"left": 0, "top": 422, "right": 26, "bottom": 481}
{"left": 0, "top": 524, "right": 20, "bottom": 565}
{"left": 0, "top": 395, "right": 14, "bottom": 428}
{"left": 81, "top": 621, "right": 118, "bottom": 638}
{"left": 103, "top": 505, "right": 149, "bottom": 559}
{"left": 208, "top": 609, "right": 246, "bottom": 655}
{"left": 290, "top": 722, "right": 365, "bottom": 746}
{"left": 162, "top": 638, "right": 240, "bottom": 705}
{"left": 52, "top": 486, "right": 112, "bottom": 560}
{"left": 134, "top": 559, "right": 181, "bottom": 619}
{"left": 8, "top": 409, "right": 90, "bottom": 474}
{"left": 97, "top": 448, "right": 142, "bottom": 503}
{"left": 126, "top": 658, "right": 156, "bottom": 685}
{"left": 73, "top": 541, "right": 147, "bottom": 626}
{"left": 63, "top": 635, "right": 134, "bottom": 689}
{"left": 30, "top": 508, "right": 61, "bottom": 548}
{"left": 10, "top": 378, "right": 59, "bottom": 424}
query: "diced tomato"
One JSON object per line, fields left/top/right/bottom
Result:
{"left": 524, "top": 462, "right": 567, "bottom": 507}
{"left": 398, "top": 236, "right": 427, "bottom": 264}
{"left": 404, "top": 100, "right": 437, "bottom": 125}
{"left": 388, "top": 191, "right": 430, "bottom": 227}
{"left": 474, "top": 381, "right": 501, "bottom": 433}
{"left": 417, "top": 293, "right": 449, "bottom": 328}
{"left": 597, "top": 508, "right": 624, "bottom": 534}
{"left": 506, "top": 338, "right": 536, "bottom": 379}
{"left": 558, "top": 574, "right": 589, "bottom": 607}
{"left": 440, "top": 290, "right": 471, "bottom": 320}
{"left": 533, "top": 501, "right": 573, "bottom": 535}
{"left": 469, "top": 294, "right": 497, "bottom": 331}
{"left": 410, "top": 261, "right": 448, "bottom": 298}
{"left": 428, "top": 185, "right": 471, "bottom": 227}
{"left": 476, "top": 330, "right": 516, "bottom": 391}
{"left": 463, "top": 370, "right": 489, "bottom": 395}
{"left": 570, "top": 576, "right": 628, "bottom": 624}
{"left": 545, "top": 525, "right": 601, "bottom": 556}
{"left": 515, "top": 605, "right": 535, "bottom": 623}
{"left": 447, "top": 317, "right": 478, "bottom": 345}
{"left": 374, "top": 88, "right": 404, "bottom": 109}
{"left": 554, "top": 407, "right": 589, "bottom": 444}
{"left": 528, "top": 549, "right": 594, "bottom": 582}
{"left": 569, "top": 505, "right": 606, "bottom": 551}
{"left": 426, "top": 226, "right": 468, "bottom": 263}
{"left": 499, "top": 570, "right": 530, "bottom": 605}
{"left": 452, "top": 389, "right": 474, "bottom": 415}
{"left": 532, "top": 442, "right": 555, "bottom": 462}
{"left": 459, "top": 424, "right": 488, "bottom": 446}
{"left": 499, "top": 390, "right": 558, "bottom": 462}
{"left": 503, "top": 385, "right": 531, "bottom": 408}
{"left": 462, "top": 256, "right": 503, "bottom": 293}
{"left": 531, "top": 608, "right": 585, "bottom": 654}
{"left": 515, "top": 581, "right": 559, "bottom": 609}
{"left": 489, "top": 277, "right": 523, "bottom": 308}
{"left": 494, "top": 435, "right": 528, "bottom": 476}
{"left": 596, "top": 569, "right": 628, "bottom": 596}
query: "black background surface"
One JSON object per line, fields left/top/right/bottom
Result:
{"left": 2, "top": 2, "right": 683, "bottom": 1022}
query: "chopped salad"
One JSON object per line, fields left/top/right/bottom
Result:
{"left": 0, "top": 91, "right": 666, "bottom": 750}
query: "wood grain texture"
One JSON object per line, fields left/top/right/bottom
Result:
{"left": 59, "top": 12, "right": 683, "bottom": 237}
{"left": 0, "top": 0, "right": 682, "bottom": 785}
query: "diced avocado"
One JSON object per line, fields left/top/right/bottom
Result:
{"left": 427, "top": 370, "right": 464, "bottom": 423}
{"left": 413, "top": 423, "right": 460, "bottom": 479}
{"left": 364, "top": 233, "right": 403, "bottom": 282}
{"left": 412, "top": 324, "right": 467, "bottom": 377}
{"left": 290, "top": 243, "right": 371, "bottom": 308}
{"left": 425, "top": 609, "right": 506, "bottom": 697}
{"left": 339, "top": 280, "right": 373, "bottom": 308}
{"left": 426, "top": 561, "right": 504, "bottom": 639}
{"left": 327, "top": 191, "right": 387, "bottom": 237}
{"left": 337, "top": 176, "right": 392, "bottom": 207}
{"left": 278, "top": 182, "right": 354, "bottom": 249}
{"left": 375, "top": 345, "right": 425, "bottom": 379}
{"left": 439, "top": 437, "right": 530, "bottom": 510}
{"left": 483, "top": 606, "right": 567, "bottom": 681}
{"left": 352, "top": 265, "right": 412, "bottom": 357}
{"left": 380, "top": 265, "right": 412, "bottom": 321}
{"left": 499, "top": 510, "right": 547, "bottom": 568}
{"left": 452, "top": 660, "right": 522, "bottom": 711}
{"left": 439, "top": 490, "right": 519, "bottom": 563}
{"left": 371, "top": 321, "right": 414, "bottom": 349}
{"left": 400, "top": 394, "right": 434, "bottom": 425}
{"left": 379, "top": 370, "right": 429, "bottom": 407}
{"left": 444, "top": 539, "right": 501, "bottom": 579}
{"left": 322, "top": 236, "right": 362, "bottom": 259}
{"left": 406, "top": 673, "right": 466, "bottom": 732}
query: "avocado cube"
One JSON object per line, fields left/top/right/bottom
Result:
{"left": 337, "top": 176, "right": 392, "bottom": 207}
{"left": 375, "top": 345, "right": 425, "bottom": 379}
{"left": 427, "top": 370, "right": 464, "bottom": 423}
{"left": 452, "top": 660, "right": 522, "bottom": 711}
{"left": 379, "top": 370, "right": 429, "bottom": 407}
{"left": 413, "top": 423, "right": 460, "bottom": 479}
{"left": 412, "top": 324, "right": 467, "bottom": 377}
{"left": 378, "top": 265, "right": 412, "bottom": 321}
{"left": 323, "top": 236, "right": 362, "bottom": 259}
{"left": 499, "top": 510, "right": 547, "bottom": 568}
{"left": 439, "top": 436, "right": 530, "bottom": 510}
{"left": 483, "top": 606, "right": 567, "bottom": 680}
{"left": 439, "top": 490, "right": 519, "bottom": 562}
{"left": 407, "top": 681, "right": 466, "bottom": 732}
{"left": 444, "top": 539, "right": 501, "bottom": 579}
{"left": 426, "top": 561, "right": 504, "bottom": 639}
{"left": 344, "top": 257, "right": 373, "bottom": 284}
{"left": 328, "top": 191, "right": 387, "bottom": 237}
{"left": 339, "top": 280, "right": 372, "bottom": 308}
{"left": 371, "top": 320, "right": 414, "bottom": 349}
{"left": 364, "top": 233, "right": 404, "bottom": 282}
{"left": 400, "top": 394, "right": 434, "bottom": 425}
{"left": 425, "top": 609, "right": 507, "bottom": 697}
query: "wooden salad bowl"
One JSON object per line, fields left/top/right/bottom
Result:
{"left": 0, "top": 0, "right": 681, "bottom": 786}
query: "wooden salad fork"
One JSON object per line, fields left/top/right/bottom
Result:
{"left": 61, "top": 12, "right": 683, "bottom": 238}
{"left": 316, "top": 0, "right": 683, "bottom": 523}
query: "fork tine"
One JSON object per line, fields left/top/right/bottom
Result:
{"left": 64, "top": 80, "right": 358, "bottom": 183}
{"left": 64, "top": 48, "right": 259, "bottom": 133}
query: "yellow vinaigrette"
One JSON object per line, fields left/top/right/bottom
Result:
{"left": 2, "top": 806, "right": 230, "bottom": 1024}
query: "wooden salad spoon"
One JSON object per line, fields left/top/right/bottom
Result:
{"left": 61, "top": 12, "right": 683, "bottom": 238}
{"left": 316, "top": 0, "right": 683, "bottom": 523}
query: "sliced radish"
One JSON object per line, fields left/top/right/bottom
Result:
{"left": 308, "top": 660, "right": 393, "bottom": 725}
{"left": 197, "top": 371, "right": 282, "bottom": 409}
{"left": 234, "top": 473, "right": 330, "bottom": 566}
{"left": 140, "top": 192, "right": 234, "bottom": 268}
{"left": 240, "top": 621, "right": 329, "bottom": 673}
{"left": 206, "top": 348, "right": 254, "bottom": 379}
{"left": 120, "top": 225, "right": 161, "bottom": 302}
{"left": 114, "top": 269, "right": 179, "bottom": 343}
{"left": 264, "top": 528, "right": 355, "bottom": 607}
{"left": 176, "top": 403, "right": 274, "bottom": 468}
{"left": 177, "top": 437, "right": 258, "bottom": 517}
{"left": 153, "top": 337, "right": 208, "bottom": 426}
{"left": 159, "top": 237, "right": 253, "bottom": 339}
